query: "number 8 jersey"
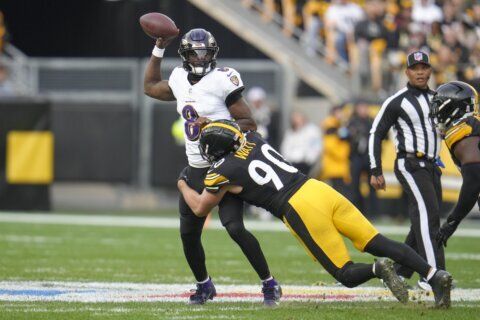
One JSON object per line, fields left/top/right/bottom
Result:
{"left": 168, "top": 67, "right": 244, "bottom": 168}
{"left": 204, "top": 132, "right": 308, "bottom": 218}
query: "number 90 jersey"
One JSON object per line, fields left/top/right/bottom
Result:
{"left": 204, "top": 133, "right": 308, "bottom": 218}
{"left": 168, "top": 67, "right": 244, "bottom": 168}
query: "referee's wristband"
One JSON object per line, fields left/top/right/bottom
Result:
{"left": 152, "top": 46, "right": 165, "bottom": 58}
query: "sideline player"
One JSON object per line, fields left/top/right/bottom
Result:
{"left": 178, "top": 120, "right": 453, "bottom": 308}
{"left": 429, "top": 81, "right": 480, "bottom": 247}
{"left": 143, "top": 29, "right": 281, "bottom": 305}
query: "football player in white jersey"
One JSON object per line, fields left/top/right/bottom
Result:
{"left": 143, "top": 28, "right": 281, "bottom": 306}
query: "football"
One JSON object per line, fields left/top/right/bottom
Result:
{"left": 139, "top": 12, "right": 179, "bottom": 39}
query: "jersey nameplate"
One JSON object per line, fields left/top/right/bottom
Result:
{"left": 235, "top": 141, "right": 256, "bottom": 160}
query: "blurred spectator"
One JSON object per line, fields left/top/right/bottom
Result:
{"left": 442, "top": 25, "right": 470, "bottom": 66}
{"left": 243, "top": 0, "right": 279, "bottom": 22}
{"left": 301, "top": 0, "right": 329, "bottom": 56}
{"left": 353, "top": 0, "right": 389, "bottom": 93}
{"left": 463, "top": 42, "right": 480, "bottom": 86}
{"left": 406, "top": 22, "right": 430, "bottom": 52}
{"left": 440, "top": 0, "right": 463, "bottom": 32}
{"left": 319, "top": 105, "right": 350, "bottom": 197}
{"left": 411, "top": 0, "right": 443, "bottom": 33}
{"left": 463, "top": 1, "right": 480, "bottom": 46}
{"left": 426, "top": 21, "right": 443, "bottom": 53}
{"left": 263, "top": 0, "right": 280, "bottom": 22}
{"left": 346, "top": 102, "right": 378, "bottom": 217}
{"left": 248, "top": 0, "right": 480, "bottom": 95}
{"left": 282, "top": 0, "right": 305, "bottom": 37}
{"left": 280, "top": 110, "right": 322, "bottom": 175}
{"left": 432, "top": 44, "right": 458, "bottom": 86}
{"left": 0, "top": 62, "right": 15, "bottom": 96}
{"left": 0, "top": 11, "right": 7, "bottom": 54}
{"left": 324, "top": 0, "right": 364, "bottom": 64}
{"left": 246, "top": 86, "right": 272, "bottom": 140}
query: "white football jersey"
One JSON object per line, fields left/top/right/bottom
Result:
{"left": 168, "top": 66, "right": 244, "bottom": 167}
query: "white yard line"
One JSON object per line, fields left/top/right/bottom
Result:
{"left": 0, "top": 281, "right": 479, "bottom": 303}
{"left": 1, "top": 212, "right": 479, "bottom": 237}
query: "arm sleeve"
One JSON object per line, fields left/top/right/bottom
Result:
{"left": 225, "top": 87, "right": 244, "bottom": 107}
{"left": 369, "top": 97, "right": 400, "bottom": 176}
{"left": 448, "top": 162, "right": 480, "bottom": 223}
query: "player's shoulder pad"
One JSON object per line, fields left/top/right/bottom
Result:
{"left": 215, "top": 66, "right": 240, "bottom": 75}
{"left": 444, "top": 118, "right": 473, "bottom": 150}
{"left": 213, "top": 67, "right": 242, "bottom": 85}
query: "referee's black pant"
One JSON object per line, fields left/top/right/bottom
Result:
{"left": 394, "top": 156, "right": 445, "bottom": 278}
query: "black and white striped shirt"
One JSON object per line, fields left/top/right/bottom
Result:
{"left": 369, "top": 83, "right": 441, "bottom": 176}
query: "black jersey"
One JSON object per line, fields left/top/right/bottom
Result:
{"left": 204, "top": 132, "right": 308, "bottom": 219}
{"left": 443, "top": 115, "right": 480, "bottom": 167}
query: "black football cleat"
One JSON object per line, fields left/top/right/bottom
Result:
{"left": 374, "top": 258, "right": 409, "bottom": 304}
{"left": 262, "top": 277, "right": 282, "bottom": 306}
{"left": 429, "top": 270, "right": 453, "bottom": 308}
{"left": 188, "top": 277, "right": 217, "bottom": 305}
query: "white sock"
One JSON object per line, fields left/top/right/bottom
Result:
{"left": 198, "top": 276, "right": 210, "bottom": 284}
{"left": 262, "top": 276, "right": 273, "bottom": 283}
{"left": 372, "top": 263, "right": 376, "bottom": 276}
{"left": 426, "top": 268, "right": 437, "bottom": 282}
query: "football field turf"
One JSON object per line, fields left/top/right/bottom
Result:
{"left": 1, "top": 212, "right": 479, "bottom": 319}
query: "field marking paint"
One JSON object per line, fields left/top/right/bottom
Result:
{"left": 1, "top": 281, "right": 479, "bottom": 303}
{"left": 1, "top": 213, "right": 479, "bottom": 237}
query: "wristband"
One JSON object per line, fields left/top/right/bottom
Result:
{"left": 152, "top": 46, "right": 165, "bottom": 58}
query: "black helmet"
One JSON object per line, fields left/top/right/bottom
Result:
{"left": 199, "top": 120, "right": 244, "bottom": 163}
{"left": 430, "top": 81, "right": 479, "bottom": 130}
{"left": 178, "top": 28, "right": 219, "bottom": 76}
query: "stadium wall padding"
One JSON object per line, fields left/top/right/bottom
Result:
{"left": 151, "top": 104, "right": 188, "bottom": 187}
{"left": 0, "top": 98, "right": 52, "bottom": 210}
{"left": 52, "top": 102, "right": 136, "bottom": 183}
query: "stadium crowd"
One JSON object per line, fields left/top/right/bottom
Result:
{"left": 249, "top": 97, "right": 382, "bottom": 219}
{"left": 246, "top": 0, "right": 480, "bottom": 96}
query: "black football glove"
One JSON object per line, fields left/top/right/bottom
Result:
{"left": 436, "top": 217, "right": 460, "bottom": 248}
{"left": 178, "top": 166, "right": 189, "bottom": 183}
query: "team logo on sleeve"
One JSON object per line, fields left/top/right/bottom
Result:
{"left": 230, "top": 75, "right": 239, "bottom": 86}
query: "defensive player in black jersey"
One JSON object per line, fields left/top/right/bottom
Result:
{"left": 429, "top": 81, "right": 480, "bottom": 247}
{"left": 177, "top": 120, "right": 454, "bottom": 308}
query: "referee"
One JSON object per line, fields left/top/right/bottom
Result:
{"left": 368, "top": 51, "right": 444, "bottom": 290}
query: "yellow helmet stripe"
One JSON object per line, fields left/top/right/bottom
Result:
{"left": 203, "top": 122, "right": 244, "bottom": 140}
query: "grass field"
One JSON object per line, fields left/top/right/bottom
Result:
{"left": 1, "top": 212, "right": 479, "bottom": 319}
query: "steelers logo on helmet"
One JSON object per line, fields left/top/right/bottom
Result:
{"left": 199, "top": 120, "right": 244, "bottom": 163}
{"left": 429, "top": 81, "right": 479, "bottom": 131}
{"left": 178, "top": 28, "right": 219, "bottom": 76}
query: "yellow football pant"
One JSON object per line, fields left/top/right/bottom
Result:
{"left": 283, "top": 179, "right": 379, "bottom": 275}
